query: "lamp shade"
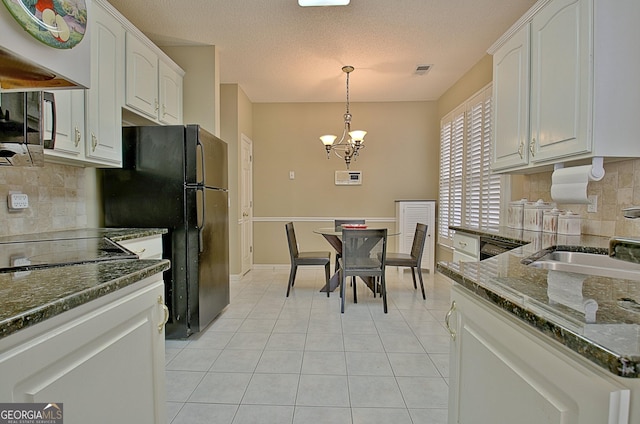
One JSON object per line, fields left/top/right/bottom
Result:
{"left": 349, "top": 130, "right": 367, "bottom": 143}
{"left": 320, "top": 135, "right": 337, "bottom": 146}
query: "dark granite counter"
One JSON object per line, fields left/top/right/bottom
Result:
{"left": 438, "top": 226, "right": 640, "bottom": 378}
{"left": 0, "top": 229, "right": 170, "bottom": 340}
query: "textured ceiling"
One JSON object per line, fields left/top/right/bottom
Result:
{"left": 106, "top": 0, "right": 537, "bottom": 103}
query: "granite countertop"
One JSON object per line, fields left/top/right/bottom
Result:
{"left": 0, "top": 228, "right": 170, "bottom": 341}
{"left": 438, "top": 225, "right": 640, "bottom": 378}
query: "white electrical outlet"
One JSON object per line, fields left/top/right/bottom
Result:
{"left": 8, "top": 192, "right": 29, "bottom": 210}
{"left": 11, "top": 256, "right": 31, "bottom": 278}
{"left": 587, "top": 194, "right": 598, "bottom": 213}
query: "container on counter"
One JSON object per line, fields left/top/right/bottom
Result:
{"left": 557, "top": 211, "right": 582, "bottom": 235}
{"left": 542, "top": 208, "right": 562, "bottom": 234}
{"left": 507, "top": 199, "right": 527, "bottom": 229}
{"left": 523, "top": 199, "right": 553, "bottom": 232}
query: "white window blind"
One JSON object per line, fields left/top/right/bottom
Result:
{"left": 438, "top": 84, "right": 502, "bottom": 247}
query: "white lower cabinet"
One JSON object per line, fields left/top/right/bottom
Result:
{"left": 118, "top": 234, "right": 164, "bottom": 259}
{"left": 447, "top": 285, "right": 636, "bottom": 424}
{"left": 0, "top": 276, "right": 167, "bottom": 424}
{"left": 452, "top": 232, "right": 479, "bottom": 263}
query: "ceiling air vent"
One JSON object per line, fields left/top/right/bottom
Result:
{"left": 414, "top": 64, "right": 432, "bottom": 75}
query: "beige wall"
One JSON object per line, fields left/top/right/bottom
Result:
{"left": 437, "top": 54, "right": 493, "bottom": 120}
{"left": 161, "top": 45, "right": 220, "bottom": 137}
{"left": 221, "top": 84, "right": 253, "bottom": 276}
{"left": 252, "top": 101, "right": 439, "bottom": 264}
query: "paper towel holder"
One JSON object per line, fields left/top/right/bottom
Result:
{"left": 553, "top": 157, "right": 605, "bottom": 181}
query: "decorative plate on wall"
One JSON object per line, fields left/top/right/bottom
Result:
{"left": 2, "top": 0, "right": 87, "bottom": 49}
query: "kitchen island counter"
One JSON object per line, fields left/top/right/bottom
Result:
{"left": 439, "top": 226, "right": 640, "bottom": 378}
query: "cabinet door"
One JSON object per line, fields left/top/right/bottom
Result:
{"left": 529, "top": 0, "right": 591, "bottom": 162}
{"left": 126, "top": 33, "right": 159, "bottom": 120}
{"left": 159, "top": 61, "right": 183, "bottom": 125}
{"left": 0, "top": 278, "right": 167, "bottom": 424}
{"left": 86, "top": 2, "right": 124, "bottom": 167}
{"left": 118, "top": 235, "right": 163, "bottom": 259}
{"left": 491, "top": 23, "right": 530, "bottom": 171}
{"left": 44, "top": 90, "right": 85, "bottom": 162}
{"left": 448, "top": 286, "right": 630, "bottom": 424}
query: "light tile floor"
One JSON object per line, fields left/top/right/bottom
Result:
{"left": 165, "top": 267, "right": 453, "bottom": 424}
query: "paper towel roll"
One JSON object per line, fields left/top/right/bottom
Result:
{"left": 550, "top": 165, "right": 603, "bottom": 204}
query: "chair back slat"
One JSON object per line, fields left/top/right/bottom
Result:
{"left": 410, "top": 223, "right": 428, "bottom": 262}
{"left": 342, "top": 229, "right": 387, "bottom": 274}
{"left": 285, "top": 222, "right": 299, "bottom": 259}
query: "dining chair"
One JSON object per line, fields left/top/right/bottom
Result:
{"left": 384, "top": 223, "right": 428, "bottom": 299}
{"left": 339, "top": 228, "right": 388, "bottom": 313}
{"left": 285, "top": 222, "right": 331, "bottom": 297}
{"left": 333, "top": 219, "right": 365, "bottom": 273}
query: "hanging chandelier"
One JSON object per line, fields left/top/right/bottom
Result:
{"left": 319, "top": 65, "right": 367, "bottom": 169}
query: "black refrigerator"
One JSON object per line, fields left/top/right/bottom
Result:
{"left": 103, "top": 125, "right": 229, "bottom": 339}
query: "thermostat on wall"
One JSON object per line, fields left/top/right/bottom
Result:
{"left": 335, "top": 170, "right": 362, "bottom": 185}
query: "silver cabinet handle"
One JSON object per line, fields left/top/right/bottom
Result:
{"left": 445, "top": 300, "right": 457, "bottom": 340}
{"left": 158, "top": 295, "right": 169, "bottom": 333}
{"left": 154, "top": 99, "right": 159, "bottom": 113}
{"left": 74, "top": 126, "right": 81, "bottom": 147}
{"left": 91, "top": 132, "right": 98, "bottom": 151}
{"left": 458, "top": 241, "right": 467, "bottom": 248}
{"left": 517, "top": 140, "right": 524, "bottom": 159}
{"left": 529, "top": 138, "right": 536, "bottom": 157}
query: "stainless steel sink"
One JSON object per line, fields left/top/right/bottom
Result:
{"left": 526, "top": 251, "right": 640, "bottom": 280}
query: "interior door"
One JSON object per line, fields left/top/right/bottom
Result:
{"left": 240, "top": 134, "right": 253, "bottom": 275}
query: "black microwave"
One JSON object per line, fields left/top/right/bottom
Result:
{"left": 0, "top": 91, "right": 55, "bottom": 166}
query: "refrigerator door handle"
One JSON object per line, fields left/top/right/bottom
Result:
{"left": 197, "top": 138, "right": 206, "bottom": 186}
{"left": 197, "top": 186, "right": 205, "bottom": 253}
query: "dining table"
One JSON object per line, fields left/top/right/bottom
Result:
{"left": 313, "top": 226, "right": 399, "bottom": 294}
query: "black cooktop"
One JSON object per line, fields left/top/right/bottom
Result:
{"left": 0, "top": 237, "right": 138, "bottom": 272}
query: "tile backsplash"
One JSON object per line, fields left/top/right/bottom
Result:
{"left": 0, "top": 163, "right": 90, "bottom": 237}
{"left": 522, "top": 158, "right": 640, "bottom": 238}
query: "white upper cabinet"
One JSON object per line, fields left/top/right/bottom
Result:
{"left": 44, "top": 89, "right": 86, "bottom": 164}
{"left": 126, "top": 33, "right": 159, "bottom": 120}
{"left": 85, "top": 0, "right": 125, "bottom": 167}
{"left": 159, "top": 61, "right": 184, "bottom": 125}
{"left": 489, "top": 0, "right": 640, "bottom": 173}
{"left": 125, "top": 33, "right": 184, "bottom": 125}
{"left": 529, "top": 0, "right": 590, "bottom": 163}
{"left": 491, "top": 23, "right": 530, "bottom": 170}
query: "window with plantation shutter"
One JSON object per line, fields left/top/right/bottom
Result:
{"left": 438, "top": 84, "right": 504, "bottom": 248}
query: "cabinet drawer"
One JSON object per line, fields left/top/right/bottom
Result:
{"left": 119, "top": 235, "right": 163, "bottom": 259}
{"left": 453, "top": 232, "right": 479, "bottom": 259}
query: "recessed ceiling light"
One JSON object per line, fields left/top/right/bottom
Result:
{"left": 298, "top": 0, "right": 350, "bottom": 6}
